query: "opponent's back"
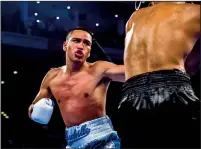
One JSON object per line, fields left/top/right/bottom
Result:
{"left": 124, "top": 2, "right": 200, "bottom": 80}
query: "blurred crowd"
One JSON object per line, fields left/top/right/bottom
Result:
{"left": 2, "top": 10, "right": 125, "bottom": 49}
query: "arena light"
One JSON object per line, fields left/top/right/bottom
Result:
{"left": 3, "top": 113, "right": 7, "bottom": 117}
{"left": 2, "top": 112, "right": 9, "bottom": 119}
{"left": 36, "top": 20, "right": 40, "bottom": 23}
{"left": 5, "top": 116, "right": 9, "bottom": 119}
{"left": 37, "top": 1, "right": 40, "bottom": 4}
{"left": 56, "top": 16, "right": 60, "bottom": 20}
{"left": 115, "top": 14, "right": 118, "bottom": 18}
{"left": 13, "top": 71, "right": 18, "bottom": 74}
{"left": 96, "top": 23, "right": 99, "bottom": 27}
{"left": 67, "top": 6, "right": 71, "bottom": 9}
{"left": 1, "top": 81, "right": 5, "bottom": 84}
{"left": 34, "top": 13, "right": 38, "bottom": 16}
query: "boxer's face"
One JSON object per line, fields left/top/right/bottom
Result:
{"left": 64, "top": 30, "right": 92, "bottom": 63}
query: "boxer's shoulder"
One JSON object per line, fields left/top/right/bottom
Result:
{"left": 86, "top": 61, "right": 111, "bottom": 74}
{"left": 91, "top": 61, "right": 112, "bottom": 69}
{"left": 44, "top": 67, "right": 62, "bottom": 81}
{"left": 49, "top": 67, "right": 61, "bottom": 75}
{"left": 91, "top": 61, "right": 118, "bottom": 73}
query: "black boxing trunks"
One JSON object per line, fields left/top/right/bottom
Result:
{"left": 118, "top": 69, "right": 200, "bottom": 148}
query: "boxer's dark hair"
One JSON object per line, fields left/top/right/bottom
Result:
{"left": 66, "top": 27, "right": 93, "bottom": 41}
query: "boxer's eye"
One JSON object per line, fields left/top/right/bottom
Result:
{"left": 72, "top": 38, "right": 81, "bottom": 43}
{"left": 83, "top": 40, "right": 91, "bottom": 46}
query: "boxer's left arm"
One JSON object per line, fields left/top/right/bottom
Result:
{"left": 102, "top": 61, "right": 125, "bottom": 82}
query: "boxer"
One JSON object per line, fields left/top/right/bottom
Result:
{"left": 28, "top": 28, "right": 125, "bottom": 148}
{"left": 118, "top": 2, "right": 200, "bottom": 148}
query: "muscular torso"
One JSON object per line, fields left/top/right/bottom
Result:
{"left": 49, "top": 63, "right": 110, "bottom": 127}
{"left": 124, "top": 3, "right": 200, "bottom": 80}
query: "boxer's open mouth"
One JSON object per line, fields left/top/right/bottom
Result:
{"left": 75, "top": 50, "right": 84, "bottom": 58}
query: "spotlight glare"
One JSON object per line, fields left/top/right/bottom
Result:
{"left": 67, "top": 6, "right": 71, "bottom": 9}
{"left": 115, "top": 14, "right": 118, "bottom": 18}
{"left": 1, "top": 81, "right": 5, "bottom": 84}
{"left": 56, "top": 16, "right": 60, "bottom": 20}
{"left": 34, "top": 13, "right": 38, "bottom": 16}
{"left": 36, "top": 20, "right": 40, "bottom": 23}
{"left": 13, "top": 71, "right": 18, "bottom": 74}
{"left": 1, "top": 112, "right": 4, "bottom": 114}
{"left": 37, "top": 1, "right": 40, "bottom": 3}
{"left": 96, "top": 23, "right": 99, "bottom": 27}
{"left": 5, "top": 116, "right": 9, "bottom": 119}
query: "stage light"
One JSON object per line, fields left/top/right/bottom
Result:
{"left": 13, "top": 71, "right": 18, "bottom": 74}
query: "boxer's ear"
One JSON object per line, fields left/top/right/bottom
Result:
{"left": 63, "top": 41, "right": 67, "bottom": 52}
{"left": 87, "top": 52, "right": 90, "bottom": 58}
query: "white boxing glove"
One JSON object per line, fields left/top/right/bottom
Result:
{"left": 31, "top": 98, "right": 55, "bottom": 124}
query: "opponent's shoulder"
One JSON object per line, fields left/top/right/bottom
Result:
{"left": 126, "top": 9, "right": 145, "bottom": 32}
{"left": 166, "top": 2, "right": 199, "bottom": 13}
{"left": 182, "top": 3, "right": 200, "bottom": 17}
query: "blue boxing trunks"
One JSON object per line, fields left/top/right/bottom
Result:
{"left": 65, "top": 115, "right": 120, "bottom": 148}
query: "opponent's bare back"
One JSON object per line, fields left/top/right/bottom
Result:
{"left": 34, "top": 62, "right": 111, "bottom": 128}
{"left": 124, "top": 2, "right": 200, "bottom": 80}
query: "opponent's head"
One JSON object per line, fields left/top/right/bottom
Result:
{"left": 63, "top": 28, "right": 93, "bottom": 64}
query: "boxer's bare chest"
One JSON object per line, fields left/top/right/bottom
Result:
{"left": 49, "top": 68, "right": 103, "bottom": 104}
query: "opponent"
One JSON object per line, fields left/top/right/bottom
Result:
{"left": 118, "top": 2, "right": 200, "bottom": 148}
{"left": 28, "top": 28, "right": 125, "bottom": 148}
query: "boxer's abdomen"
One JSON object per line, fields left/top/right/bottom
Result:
{"left": 60, "top": 99, "right": 105, "bottom": 127}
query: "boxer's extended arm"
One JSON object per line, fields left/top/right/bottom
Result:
{"left": 102, "top": 61, "right": 125, "bottom": 82}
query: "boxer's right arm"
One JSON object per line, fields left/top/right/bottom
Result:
{"left": 28, "top": 69, "right": 57, "bottom": 118}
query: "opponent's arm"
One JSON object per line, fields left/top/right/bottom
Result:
{"left": 101, "top": 61, "right": 125, "bottom": 82}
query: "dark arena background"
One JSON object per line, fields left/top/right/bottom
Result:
{"left": 1, "top": 1, "right": 200, "bottom": 148}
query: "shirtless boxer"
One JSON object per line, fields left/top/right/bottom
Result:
{"left": 28, "top": 28, "right": 125, "bottom": 148}
{"left": 118, "top": 2, "right": 200, "bottom": 148}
